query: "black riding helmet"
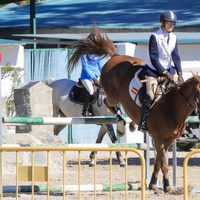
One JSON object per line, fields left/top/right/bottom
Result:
{"left": 160, "top": 10, "right": 177, "bottom": 23}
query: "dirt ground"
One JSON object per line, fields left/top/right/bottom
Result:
{"left": 1, "top": 149, "right": 200, "bottom": 200}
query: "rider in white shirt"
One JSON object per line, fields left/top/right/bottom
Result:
{"left": 138, "top": 10, "right": 184, "bottom": 133}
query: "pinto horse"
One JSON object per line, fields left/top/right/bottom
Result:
{"left": 48, "top": 78, "right": 125, "bottom": 167}
{"left": 68, "top": 29, "right": 200, "bottom": 193}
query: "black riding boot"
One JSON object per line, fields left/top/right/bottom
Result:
{"left": 138, "top": 95, "right": 152, "bottom": 133}
{"left": 82, "top": 93, "right": 93, "bottom": 116}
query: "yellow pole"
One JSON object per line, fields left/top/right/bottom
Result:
{"left": 16, "top": 151, "right": 18, "bottom": 200}
{"left": 94, "top": 153, "right": 97, "bottom": 200}
{"left": 125, "top": 151, "right": 128, "bottom": 200}
{"left": 78, "top": 151, "right": 81, "bottom": 200}
{"left": 63, "top": 151, "right": 66, "bottom": 200}
{"left": 32, "top": 151, "right": 35, "bottom": 200}
{"left": 109, "top": 151, "right": 112, "bottom": 200}
{"left": 0, "top": 151, "right": 3, "bottom": 200}
{"left": 47, "top": 151, "right": 50, "bottom": 200}
{"left": 183, "top": 149, "right": 200, "bottom": 200}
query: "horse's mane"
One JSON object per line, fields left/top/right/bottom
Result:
{"left": 68, "top": 28, "right": 118, "bottom": 73}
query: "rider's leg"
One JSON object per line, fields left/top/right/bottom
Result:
{"left": 81, "top": 79, "right": 94, "bottom": 116}
{"left": 138, "top": 76, "right": 157, "bottom": 132}
{"left": 138, "top": 93, "right": 152, "bottom": 132}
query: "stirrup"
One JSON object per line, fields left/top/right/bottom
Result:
{"left": 82, "top": 109, "right": 93, "bottom": 116}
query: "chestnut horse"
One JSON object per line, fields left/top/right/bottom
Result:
{"left": 68, "top": 29, "right": 200, "bottom": 193}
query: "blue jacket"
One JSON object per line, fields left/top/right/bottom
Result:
{"left": 80, "top": 55, "right": 102, "bottom": 80}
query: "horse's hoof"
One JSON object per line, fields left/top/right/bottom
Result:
{"left": 89, "top": 159, "right": 94, "bottom": 167}
{"left": 154, "top": 189, "right": 162, "bottom": 195}
{"left": 149, "top": 184, "right": 157, "bottom": 191}
{"left": 129, "top": 122, "right": 136, "bottom": 132}
{"left": 172, "top": 187, "right": 184, "bottom": 195}
{"left": 164, "top": 186, "right": 174, "bottom": 194}
{"left": 119, "top": 158, "right": 125, "bottom": 167}
{"left": 117, "top": 120, "right": 125, "bottom": 136}
{"left": 149, "top": 184, "right": 162, "bottom": 194}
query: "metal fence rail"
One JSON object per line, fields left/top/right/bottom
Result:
{"left": 0, "top": 146, "right": 146, "bottom": 200}
{"left": 183, "top": 149, "right": 200, "bottom": 200}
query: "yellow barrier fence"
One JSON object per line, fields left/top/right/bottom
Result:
{"left": 183, "top": 149, "right": 200, "bottom": 200}
{"left": 0, "top": 146, "right": 146, "bottom": 200}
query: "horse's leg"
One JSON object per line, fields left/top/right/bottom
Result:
{"left": 106, "top": 124, "right": 125, "bottom": 167}
{"left": 104, "top": 98, "right": 118, "bottom": 114}
{"left": 149, "top": 141, "right": 173, "bottom": 194}
{"left": 54, "top": 125, "right": 66, "bottom": 136}
{"left": 54, "top": 110, "right": 66, "bottom": 135}
{"left": 89, "top": 125, "right": 107, "bottom": 167}
{"left": 104, "top": 98, "right": 125, "bottom": 136}
{"left": 162, "top": 143, "right": 174, "bottom": 193}
{"left": 148, "top": 137, "right": 163, "bottom": 193}
{"left": 148, "top": 153, "right": 161, "bottom": 193}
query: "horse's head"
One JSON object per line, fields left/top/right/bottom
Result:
{"left": 192, "top": 74, "right": 200, "bottom": 119}
{"left": 187, "top": 73, "right": 200, "bottom": 119}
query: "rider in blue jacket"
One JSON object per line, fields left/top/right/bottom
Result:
{"left": 80, "top": 54, "right": 102, "bottom": 116}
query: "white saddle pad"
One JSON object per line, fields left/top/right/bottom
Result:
{"left": 128, "top": 69, "right": 142, "bottom": 107}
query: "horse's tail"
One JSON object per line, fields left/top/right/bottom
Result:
{"left": 68, "top": 28, "right": 118, "bottom": 73}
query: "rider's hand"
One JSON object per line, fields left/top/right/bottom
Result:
{"left": 178, "top": 72, "right": 184, "bottom": 84}
{"left": 92, "top": 78, "right": 100, "bottom": 86}
{"left": 163, "top": 70, "right": 174, "bottom": 83}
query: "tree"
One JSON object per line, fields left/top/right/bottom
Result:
{"left": 1, "top": 65, "right": 23, "bottom": 117}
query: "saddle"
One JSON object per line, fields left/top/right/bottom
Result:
{"left": 129, "top": 69, "right": 174, "bottom": 107}
{"left": 69, "top": 79, "right": 98, "bottom": 105}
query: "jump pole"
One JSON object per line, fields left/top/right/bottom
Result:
{"left": 3, "top": 183, "right": 139, "bottom": 193}
{"left": 3, "top": 115, "right": 198, "bottom": 125}
{"left": 2, "top": 116, "right": 131, "bottom": 125}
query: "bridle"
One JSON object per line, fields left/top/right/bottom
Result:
{"left": 179, "top": 86, "right": 200, "bottom": 115}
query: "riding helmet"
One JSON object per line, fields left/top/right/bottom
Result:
{"left": 160, "top": 10, "right": 177, "bottom": 23}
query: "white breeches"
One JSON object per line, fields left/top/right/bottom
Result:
{"left": 146, "top": 74, "right": 178, "bottom": 101}
{"left": 81, "top": 79, "right": 94, "bottom": 95}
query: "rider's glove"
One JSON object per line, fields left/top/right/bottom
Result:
{"left": 92, "top": 78, "right": 100, "bottom": 87}
{"left": 177, "top": 72, "right": 184, "bottom": 84}
{"left": 163, "top": 70, "right": 174, "bottom": 83}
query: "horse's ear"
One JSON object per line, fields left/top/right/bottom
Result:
{"left": 191, "top": 71, "right": 198, "bottom": 78}
{"left": 191, "top": 71, "right": 196, "bottom": 77}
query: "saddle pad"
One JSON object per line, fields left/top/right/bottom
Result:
{"left": 69, "top": 84, "right": 97, "bottom": 105}
{"left": 129, "top": 69, "right": 142, "bottom": 107}
{"left": 69, "top": 85, "right": 85, "bottom": 105}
